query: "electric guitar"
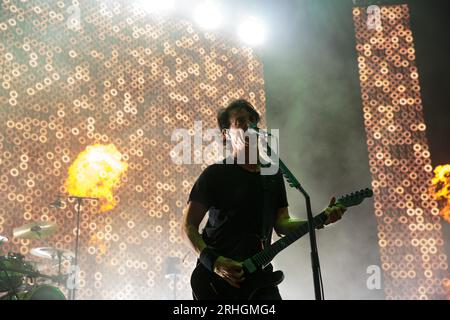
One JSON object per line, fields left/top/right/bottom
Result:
{"left": 191, "top": 188, "right": 373, "bottom": 300}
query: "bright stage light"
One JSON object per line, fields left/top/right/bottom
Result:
{"left": 238, "top": 16, "right": 266, "bottom": 46}
{"left": 194, "top": 0, "right": 223, "bottom": 30}
{"left": 139, "top": 0, "right": 174, "bottom": 13}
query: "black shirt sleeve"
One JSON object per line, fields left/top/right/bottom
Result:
{"left": 276, "top": 170, "right": 289, "bottom": 209}
{"left": 188, "top": 166, "right": 214, "bottom": 209}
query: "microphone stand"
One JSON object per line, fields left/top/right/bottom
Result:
{"left": 68, "top": 196, "right": 97, "bottom": 300}
{"left": 255, "top": 126, "right": 324, "bottom": 300}
{"left": 51, "top": 195, "right": 97, "bottom": 300}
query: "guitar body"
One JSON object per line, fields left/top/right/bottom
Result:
{"left": 191, "top": 235, "right": 284, "bottom": 300}
{"left": 191, "top": 263, "right": 284, "bottom": 300}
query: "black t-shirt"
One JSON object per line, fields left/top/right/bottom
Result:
{"left": 188, "top": 159, "right": 289, "bottom": 255}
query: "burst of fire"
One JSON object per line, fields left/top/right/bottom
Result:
{"left": 65, "top": 144, "right": 128, "bottom": 212}
{"left": 430, "top": 164, "right": 450, "bottom": 223}
{"left": 444, "top": 278, "right": 450, "bottom": 300}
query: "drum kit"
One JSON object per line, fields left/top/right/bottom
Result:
{"left": 0, "top": 221, "right": 71, "bottom": 300}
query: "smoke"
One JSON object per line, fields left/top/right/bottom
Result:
{"left": 257, "top": 0, "right": 384, "bottom": 299}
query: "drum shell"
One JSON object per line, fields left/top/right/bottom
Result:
{"left": 22, "top": 284, "right": 66, "bottom": 300}
{"left": 1, "top": 285, "right": 66, "bottom": 300}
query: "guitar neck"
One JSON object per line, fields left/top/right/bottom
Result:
{"left": 241, "top": 187, "right": 372, "bottom": 273}
{"left": 246, "top": 211, "right": 328, "bottom": 270}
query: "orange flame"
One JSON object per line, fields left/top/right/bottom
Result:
{"left": 444, "top": 278, "right": 450, "bottom": 300}
{"left": 430, "top": 164, "right": 450, "bottom": 223}
{"left": 65, "top": 144, "right": 128, "bottom": 212}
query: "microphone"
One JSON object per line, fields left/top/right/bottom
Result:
{"left": 249, "top": 123, "right": 274, "bottom": 137}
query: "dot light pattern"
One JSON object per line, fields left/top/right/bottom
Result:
{"left": 0, "top": 0, "right": 266, "bottom": 299}
{"left": 353, "top": 5, "right": 448, "bottom": 299}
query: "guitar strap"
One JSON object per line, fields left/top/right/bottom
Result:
{"left": 259, "top": 170, "right": 276, "bottom": 250}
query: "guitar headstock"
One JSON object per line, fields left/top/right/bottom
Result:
{"left": 337, "top": 188, "right": 373, "bottom": 208}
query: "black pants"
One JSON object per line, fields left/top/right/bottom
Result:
{"left": 192, "top": 285, "right": 281, "bottom": 300}
{"left": 250, "top": 285, "right": 282, "bottom": 300}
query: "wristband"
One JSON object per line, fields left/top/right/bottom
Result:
{"left": 199, "top": 247, "right": 220, "bottom": 272}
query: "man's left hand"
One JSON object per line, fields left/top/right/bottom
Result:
{"left": 322, "top": 197, "right": 346, "bottom": 227}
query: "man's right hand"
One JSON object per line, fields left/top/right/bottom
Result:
{"left": 213, "top": 256, "right": 245, "bottom": 288}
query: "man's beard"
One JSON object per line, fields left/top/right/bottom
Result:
{"left": 229, "top": 129, "right": 259, "bottom": 164}
{"left": 229, "top": 128, "right": 247, "bottom": 153}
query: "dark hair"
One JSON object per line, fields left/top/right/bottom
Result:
{"left": 217, "top": 99, "right": 261, "bottom": 131}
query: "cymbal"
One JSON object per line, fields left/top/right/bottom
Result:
{"left": 30, "top": 247, "right": 74, "bottom": 260}
{"left": 13, "top": 221, "right": 57, "bottom": 240}
{"left": 0, "top": 235, "right": 8, "bottom": 242}
{"left": 28, "top": 261, "right": 59, "bottom": 272}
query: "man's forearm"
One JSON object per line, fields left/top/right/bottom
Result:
{"left": 276, "top": 218, "right": 307, "bottom": 236}
{"left": 184, "top": 224, "right": 208, "bottom": 256}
